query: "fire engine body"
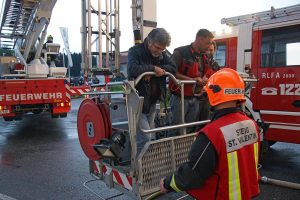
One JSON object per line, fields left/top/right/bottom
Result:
{"left": 0, "top": 78, "right": 70, "bottom": 120}
{"left": 213, "top": 4, "right": 300, "bottom": 144}
{"left": 0, "top": 0, "right": 71, "bottom": 121}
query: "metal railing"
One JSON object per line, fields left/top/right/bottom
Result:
{"left": 135, "top": 71, "right": 200, "bottom": 134}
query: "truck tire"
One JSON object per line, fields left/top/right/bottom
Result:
{"left": 14, "top": 115, "right": 22, "bottom": 121}
{"left": 3, "top": 117, "right": 13, "bottom": 121}
{"left": 60, "top": 113, "right": 67, "bottom": 118}
{"left": 268, "top": 141, "right": 277, "bottom": 146}
{"left": 51, "top": 114, "right": 59, "bottom": 118}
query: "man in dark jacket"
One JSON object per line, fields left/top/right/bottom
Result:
{"left": 127, "top": 28, "right": 176, "bottom": 147}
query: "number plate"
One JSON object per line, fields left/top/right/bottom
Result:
{"left": 0, "top": 110, "right": 10, "bottom": 114}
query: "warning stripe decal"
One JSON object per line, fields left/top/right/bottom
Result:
{"left": 99, "top": 164, "right": 133, "bottom": 191}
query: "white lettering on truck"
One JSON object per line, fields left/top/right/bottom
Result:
{"left": 21, "top": 94, "right": 26, "bottom": 101}
{"left": 57, "top": 93, "right": 62, "bottom": 99}
{"left": 28, "top": 94, "right": 33, "bottom": 100}
{"left": 261, "top": 84, "right": 300, "bottom": 96}
{"left": 0, "top": 93, "right": 63, "bottom": 102}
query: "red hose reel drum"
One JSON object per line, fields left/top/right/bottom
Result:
{"left": 98, "top": 103, "right": 112, "bottom": 137}
{"left": 77, "top": 98, "right": 112, "bottom": 161}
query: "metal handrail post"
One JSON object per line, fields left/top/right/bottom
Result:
{"left": 180, "top": 82, "right": 186, "bottom": 134}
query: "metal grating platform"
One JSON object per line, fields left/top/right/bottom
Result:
{"left": 138, "top": 133, "right": 196, "bottom": 196}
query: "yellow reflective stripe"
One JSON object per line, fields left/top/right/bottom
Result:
{"left": 253, "top": 142, "right": 259, "bottom": 178}
{"left": 227, "top": 152, "right": 242, "bottom": 200}
{"left": 253, "top": 142, "right": 258, "bottom": 165}
{"left": 170, "top": 174, "right": 182, "bottom": 192}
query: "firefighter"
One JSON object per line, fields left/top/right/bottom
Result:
{"left": 205, "top": 41, "right": 220, "bottom": 74}
{"left": 42, "top": 35, "right": 55, "bottom": 65}
{"left": 160, "top": 68, "right": 260, "bottom": 200}
{"left": 168, "top": 29, "right": 214, "bottom": 134}
{"left": 198, "top": 41, "right": 221, "bottom": 123}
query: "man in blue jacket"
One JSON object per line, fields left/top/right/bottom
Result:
{"left": 127, "top": 28, "right": 176, "bottom": 149}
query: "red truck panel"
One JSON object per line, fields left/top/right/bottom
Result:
{"left": 0, "top": 78, "right": 71, "bottom": 117}
{"left": 215, "top": 29, "right": 300, "bottom": 144}
{"left": 215, "top": 37, "right": 237, "bottom": 69}
{"left": 0, "top": 79, "right": 69, "bottom": 105}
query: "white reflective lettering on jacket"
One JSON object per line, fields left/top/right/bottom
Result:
{"left": 220, "top": 119, "right": 258, "bottom": 153}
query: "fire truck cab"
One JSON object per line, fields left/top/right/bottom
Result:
{"left": 213, "top": 4, "right": 300, "bottom": 144}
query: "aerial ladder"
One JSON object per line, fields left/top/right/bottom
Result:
{"left": 80, "top": 0, "right": 120, "bottom": 84}
{"left": 0, "top": 0, "right": 71, "bottom": 121}
{"left": 1, "top": 0, "right": 54, "bottom": 61}
{"left": 215, "top": 4, "right": 300, "bottom": 73}
{"left": 80, "top": 0, "right": 157, "bottom": 81}
{"left": 221, "top": 4, "right": 300, "bottom": 26}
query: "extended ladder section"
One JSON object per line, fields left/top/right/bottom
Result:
{"left": 81, "top": 0, "right": 120, "bottom": 78}
{"left": 221, "top": 4, "right": 300, "bottom": 27}
{"left": 131, "top": 0, "right": 157, "bottom": 43}
{"left": 0, "top": 0, "right": 39, "bottom": 49}
{"left": 0, "top": 0, "right": 57, "bottom": 61}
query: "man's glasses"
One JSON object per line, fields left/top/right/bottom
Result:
{"left": 151, "top": 43, "right": 166, "bottom": 52}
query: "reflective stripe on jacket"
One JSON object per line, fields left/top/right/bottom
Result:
{"left": 187, "top": 112, "right": 260, "bottom": 200}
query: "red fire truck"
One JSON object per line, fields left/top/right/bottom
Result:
{"left": 213, "top": 4, "right": 300, "bottom": 144}
{"left": 0, "top": 0, "right": 71, "bottom": 121}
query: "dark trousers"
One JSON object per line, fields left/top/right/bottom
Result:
{"left": 197, "top": 95, "right": 211, "bottom": 129}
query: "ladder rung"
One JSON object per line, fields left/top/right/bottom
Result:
{"left": 222, "top": 4, "right": 300, "bottom": 26}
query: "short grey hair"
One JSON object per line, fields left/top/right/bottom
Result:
{"left": 147, "top": 28, "right": 171, "bottom": 47}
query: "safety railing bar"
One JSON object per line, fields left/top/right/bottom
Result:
{"left": 90, "top": 81, "right": 124, "bottom": 87}
{"left": 134, "top": 72, "right": 180, "bottom": 86}
{"left": 81, "top": 91, "right": 125, "bottom": 95}
{"left": 106, "top": 81, "right": 124, "bottom": 86}
{"left": 180, "top": 80, "right": 196, "bottom": 84}
{"left": 112, "top": 121, "right": 128, "bottom": 126}
{"left": 140, "top": 120, "right": 210, "bottom": 134}
{"left": 90, "top": 83, "right": 106, "bottom": 87}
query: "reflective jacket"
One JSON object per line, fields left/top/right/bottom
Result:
{"left": 169, "top": 45, "right": 199, "bottom": 96}
{"left": 187, "top": 112, "right": 260, "bottom": 200}
{"left": 169, "top": 45, "right": 215, "bottom": 97}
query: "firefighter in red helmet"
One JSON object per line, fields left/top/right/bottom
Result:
{"left": 160, "top": 68, "right": 261, "bottom": 200}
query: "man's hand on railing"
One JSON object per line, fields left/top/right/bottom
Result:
{"left": 154, "top": 66, "right": 166, "bottom": 77}
{"left": 135, "top": 71, "right": 179, "bottom": 87}
{"left": 193, "top": 76, "right": 206, "bottom": 86}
